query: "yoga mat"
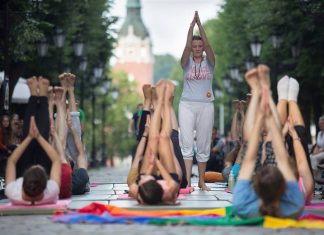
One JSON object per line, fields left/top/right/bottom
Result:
{"left": 116, "top": 194, "right": 186, "bottom": 200}
{"left": 179, "top": 187, "right": 194, "bottom": 194}
{"left": 0, "top": 199, "right": 71, "bottom": 215}
{"left": 53, "top": 204, "right": 263, "bottom": 226}
{"left": 264, "top": 216, "right": 324, "bottom": 229}
{"left": 305, "top": 202, "right": 324, "bottom": 210}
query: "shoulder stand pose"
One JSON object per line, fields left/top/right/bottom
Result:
{"left": 179, "top": 11, "right": 216, "bottom": 191}
{"left": 5, "top": 116, "right": 61, "bottom": 205}
{"left": 128, "top": 80, "right": 183, "bottom": 204}
{"left": 232, "top": 68, "right": 304, "bottom": 218}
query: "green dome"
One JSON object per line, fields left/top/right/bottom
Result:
{"left": 126, "top": 0, "right": 141, "bottom": 8}
{"left": 119, "top": 0, "right": 149, "bottom": 39}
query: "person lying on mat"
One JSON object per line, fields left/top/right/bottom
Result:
{"left": 5, "top": 117, "right": 61, "bottom": 205}
{"left": 128, "top": 80, "right": 183, "bottom": 204}
{"left": 232, "top": 67, "right": 304, "bottom": 219}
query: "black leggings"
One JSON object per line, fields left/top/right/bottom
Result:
{"left": 137, "top": 110, "right": 151, "bottom": 141}
{"left": 171, "top": 129, "right": 188, "bottom": 188}
{"left": 16, "top": 96, "right": 51, "bottom": 177}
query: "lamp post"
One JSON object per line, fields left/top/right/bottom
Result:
{"left": 73, "top": 35, "right": 85, "bottom": 57}
{"left": 100, "top": 77, "right": 111, "bottom": 166}
{"left": 90, "top": 63, "right": 104, "bottom": 167}
{"left": 229, "top": 65, "right": 241, "bottom": 82}
{"left": 291, "top": 45, "right": 300, "bottom": 58}
{"left": 245, "top": 58, "right": 255, "bottom": 71}
{"left": 109, "top": 87, "right": 119, "bottom": 167}
{"left": 270, "top": 32, "right": 282, "bottom": 79}
{"left": 250, "top": 37, "right": 262, "bottom": 64}
{"left": 53, "top": 27, "right": 66, "bottom": 73}
{"left": 78, "top": 56, "right": 87, "bottom": 109}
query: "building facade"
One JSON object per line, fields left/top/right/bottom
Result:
{"left": 113, "top": 0, "right": 154, "bottom": 94}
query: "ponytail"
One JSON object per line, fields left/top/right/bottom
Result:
{"left": 259, "top": 201, "right": 280, "bottom": 217}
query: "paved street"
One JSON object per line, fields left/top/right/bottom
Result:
{"left": 0, "top": 166, "right": 323, "bottom": 235}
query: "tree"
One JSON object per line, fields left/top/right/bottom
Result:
{"left": 153, "top": 54, "right": 177, "bottom": 84}
{"left": 83, "top": 69, "right": 141, "bottom": 163}
{"left": 204, "top": 0, "right": 324, "bottom": 139}
{"left": 0, "top": 0, "right": 117, "bottom": 115}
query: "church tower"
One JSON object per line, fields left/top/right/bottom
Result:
{"left": 113, "top": 0, "right": 154, "bottom": 93}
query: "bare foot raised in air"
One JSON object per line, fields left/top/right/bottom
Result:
{"left": 142, "top": 84, "right": 152, "bottom": 108}
{"left": 27, "top": 76, "right": 38, "bottom": 96}
{"left": 58, "top": 73, "right": 69, "bottom": 88}
{"left": 38, "top": 76, "right": 50, "bottom": 96}
{"left": 232, "top": 99, "right": 240, "bottom": 111}
{"left": 151, "top": 86, "right": 158, "bottom": 109}
{"left": 155, "top": 80, "right": 166, "bottom": 103}
{"left": 53, "top": 86, "right": 66, "bottom": 106}
{"left": 164, "top": 80, "right": 175, "bottom": 105}
{"left": 67, "top": 73, "right": 76, "bottom": 89}
{"left": 244, "top": 68, "right": 260, "bottom": 93}
{"left": 257, "top": 64, "right": 271, "bottom": 90}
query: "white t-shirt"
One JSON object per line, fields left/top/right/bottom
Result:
{"left": 181, "top": 57, "right": 215, "bottom": 103}
{"left": 5, "top": 177, "right": 59, "bottom": 205}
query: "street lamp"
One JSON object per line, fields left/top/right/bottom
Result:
{"left": 223, "top": 76, "right": 231, "bottom": 90}
{"left": 270, "top": 32, "right": 282, "bottom": 97}
{"left": 90, "top": 64, "right": 104, "bottom": 167}
{"left": 73, "top": 36, "right": 85, "bottom": 57}
{"left": 291, "top": 45, "right": 301, "bottom": 58}
{"left": 250, "top": 37, "right": 262, "bottom": 64}
{"left": 109, "top": 87, "right": 119, "bottom": 167}
{"left": 78, "top": 56, "right": 87, "bottom": 109}
{"left": 37, "top": 37, "right": 48, "bottom": 57}
{"left": 100, "top": 77, "right": 111, "bottom": 166}
{"left": 270, "top": 33, "right": 282, "bottom": 49}
{"left": 245, "top": 58, "right": 255, "bottom": 71}
{"left": 111, "top": 88, "right": 120, "bottom": 101}
{"left": 229, "top": 65, "right": 240, "bottom": 81}
{"left": 53, "top": 28, "right": 66, "bottom": 72}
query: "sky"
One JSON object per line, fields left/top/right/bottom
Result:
{"left": 110, "top": 0, "right": 224, "bottom": 59}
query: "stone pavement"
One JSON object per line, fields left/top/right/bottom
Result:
{"left": 0, "top": 166, "right": 323, "bottom": 235}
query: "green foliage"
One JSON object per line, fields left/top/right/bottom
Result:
{"left": 203, "top": 0, "right": 324, "bottom": 135}
{"left": 1, "top": 0, "right": 117, "bottom": 96}
{"left": 153, "top": 54, "right": 177, "bottom": 83}
{"left": 83, "top": 70, "right": 141, "bottom": 161}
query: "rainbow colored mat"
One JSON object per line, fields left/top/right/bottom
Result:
{"left": 52, "top": 202, "right": 324, "bottom": 229}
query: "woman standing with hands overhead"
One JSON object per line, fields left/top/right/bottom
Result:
{"left": 179, "top": 11, "right": 216, "bottom": 191}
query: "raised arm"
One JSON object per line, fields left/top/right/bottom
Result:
{"left": 196, "top": 11, "right": 215, "bottom": 67}
{"left": 265, "top": 115, "right": 296, "bottom": 182}
{"left": 180, "top": 13, "right": 195, "bottom": 68}
{"left": 5, "top": 134, "right": 33, "bottom": 184}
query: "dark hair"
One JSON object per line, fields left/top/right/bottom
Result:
{"left": 23, "top": 165, "right": 48, "bottom": 198}
{"left": 253, "top": 166, "right": 286, "bottom": 217}
{"left": 192, "top": 35, "right": 202, "bottom": 41}
{"left": 138, "top": 179, "right": 163, "bottom": 205}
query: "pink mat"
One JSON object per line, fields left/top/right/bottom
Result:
{"left": 0, "top": 199, "right": 71, "bottom": 209}
{"left": 305, "top": 202, "right": 324, "bottom": 210}
{"left": 179, "top": 187, "right": 195, "bottom": 194}
{"left": 117, "top": 194, "right": 186, "bottom": 200}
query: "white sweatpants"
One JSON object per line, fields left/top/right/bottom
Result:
{"left": 179, "top": 101, "right": 214, "bottom": 162}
